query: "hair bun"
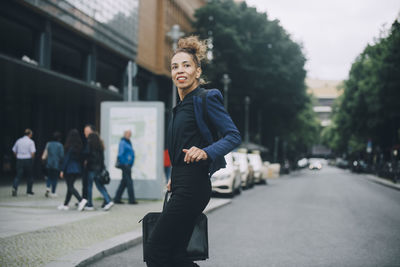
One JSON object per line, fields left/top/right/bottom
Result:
{"left": 177, "top": 36, "right": 207, "bottom": 63}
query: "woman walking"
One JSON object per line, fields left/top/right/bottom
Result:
{"left": 58, "top": 129, "right": 87, "bottom": 211}
{"left": 145, "top": 36, "right": 241, "bottom": 266}
{"left": 42, "top": 131, "right": 64, "bottom": 197}
{"left": 86, "top": 132, "right": 113, "bottom": 211}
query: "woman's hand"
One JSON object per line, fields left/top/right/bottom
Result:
{"left": 60, "top": 171, "right": 64, "bottom": 179}
{"left": 182, "top": 146, "right": 208, "bottom": 163}
{"left": 167, "top": 179, "right": 171, "bottom": 192}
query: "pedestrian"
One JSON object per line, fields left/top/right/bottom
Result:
{"left": 164, "top": 148, "right": 171, "bottom": 183}
{"left": 145, "top": 36, "right": 241, "bottom": 266}
{"left": 86, "top": 132, "right": 114, "bottom": 211}
{"left": 12, "top": 129, "right": 36, "bottom": 196}
{"left": 114, "top": 130, "right": 138, "bottom": 204}
{"left": 58, "top": 129, "right": 87, "bottom": 211}
{"left": 81, "top": 124, "right": 95, "bottom": 203}
{"left": 42, "top": 131, "right": 64, "bottom": 197}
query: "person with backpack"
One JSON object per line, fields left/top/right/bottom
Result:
{"left": 42, "top": 131, "right": 64, "bottom": 197}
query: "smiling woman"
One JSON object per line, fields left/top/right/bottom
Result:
{"left": 144, "top": 36, "right": 241, "bottom": 267}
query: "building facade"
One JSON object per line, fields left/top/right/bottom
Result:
{"left": 306, "top": 78, "right": 343, "bottom": 156}
{"left": 0, "top": 0, "right": 140, "bottom": 177}
{"left": 135, "top": 0, "right": 206, "bottom": 106}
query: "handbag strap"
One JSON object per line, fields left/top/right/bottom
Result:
{"left": 162, "top": 192, "right": 169, "bottom": 211}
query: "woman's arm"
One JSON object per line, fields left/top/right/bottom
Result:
{"left": 202, "top": 90, "right": 241, "bottom": 160}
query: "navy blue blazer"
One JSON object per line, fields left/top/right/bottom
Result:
{"left": 193, "top": 88, "right": 241, "bottom": 176}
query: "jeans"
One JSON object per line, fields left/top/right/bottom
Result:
{"left": 114, "top": 165, "right": 136, "bottom": 203}
{"left": 13, "top": 159, "right": 34, "bottom": 193}
{"left": 82, "top": 168, "right": 88, "bottom": 199}
{"left": 87, "top": 170, "right": 111, "bottom": 207}
{"left": 64, "top": 173, "right": 82, "bottom": 205}
{"left": 145, "top": 164, "right": 211, "bottom": 267}
{"left": 164, "top": 166, "right": 171, "bottom": 183}
{"left": 46, "top": 168, "right": 59, "bottom": 193}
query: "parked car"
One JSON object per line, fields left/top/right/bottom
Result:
{"left": 280, "top": 159, "right": 290, "bottom": 174}
{"left": 211, "top": 152, "right": 242, "bottom": 197}
{"left": 297, "top": 158, "right": 308, "bottom": 168}
{"left": 248, "top": 152, "right": 267, "bottom": 184}
{"left": 351, "top": 159, "right": 368, "bottom": 173}
{"left": 336, "top": 158, "right": 349, "bottom": 169}
{"left": 260, "top": 161, "right": 270, "bottom": 181}
{"left": 232, "top": 151, "right": 254, "bottom": 189}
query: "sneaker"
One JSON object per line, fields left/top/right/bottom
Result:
{"left": 78, "top": 199, "right": 87, "bottom": 211}
{"left": 27, "top": 192, "right": 35, "bottom": 196}
{"left": 12, "top": 188, "right": 17, "bottom": 197}
{"left": 85, "top": 206, "right": 95, "bottom": 211}
{"left": 57, "top": 205, "right": 69, "bottom": 210}
{"left": 45, "top": 189, "right": 50, "bottom": 198}
{"left": 129, "top": 200, "right": 139, "bottom": 205}
{"left": 103, "top": 201, "right": 114, "bottom": 211}
{"left": 114, "top": 200, "right": 125, "bottom": 204}
{"left": 49, "top": 193, "right": 58, "bottom": 198}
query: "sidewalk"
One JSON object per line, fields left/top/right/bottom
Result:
{"left": 0, "top": 179, "right": 231, "bottom": 267}
{"left": 364, "top": 173, "right": 400, "bottom": 191}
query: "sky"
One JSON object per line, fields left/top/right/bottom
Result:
{"left": 244, "top": 0, "right": 400, "bottom": 81}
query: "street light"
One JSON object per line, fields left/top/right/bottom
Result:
{"left": 221, "top": 74, "right": 231, "bottom": 110}
{"left": 244, "top": 96, "right": 250, "bottom": 145}
{"left": 167, "top": 24, "right": 184, "bottom": 108}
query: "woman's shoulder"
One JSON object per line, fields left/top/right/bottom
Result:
{"left": 204, "top": 89, "right": 223, "bottom": 105}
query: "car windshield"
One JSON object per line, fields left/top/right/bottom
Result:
{"left": 232, "top": 153, "right": 247, "bottom": 172}
{"left": 248, "top": 154, "right": 262, "bottom": 168}
{"left": 224, "top": 153, "right": 233, "bottom": 167}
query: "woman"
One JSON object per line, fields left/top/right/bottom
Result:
{"left": 86, "top": 132, "right": 113, "bottom": 211}
{"left": 145, "top": 36, "right": 241, "bottom": 266}
{"left": 42, "top": 131, "right": 64, "bottom": 197}
{"left": 58, "top": 129, "right": 87, "bottom": 211}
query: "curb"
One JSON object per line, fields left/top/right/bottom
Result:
{"left": 45, "top": 198, "right": 232, "bottom": 267}
{"left": 364, "top": 174, "right": 400, "bottom": 191}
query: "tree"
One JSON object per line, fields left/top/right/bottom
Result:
{"left": 193, "top": 0, "right": 316, "bottom": 161}
{"left": 324, "top": 19, "right": 400, "bottom": 159}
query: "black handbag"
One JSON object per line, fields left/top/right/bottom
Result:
{"left": 97, "top": 168, "right": 110, "bottom": 184}
{"left": 140, "top": 192, "right": 209, "bottom": 262}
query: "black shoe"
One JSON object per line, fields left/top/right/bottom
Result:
{"left": 129, "top": 201, "right": 139, "bottom": 205}
{"left": 114, "top": 200, "right": 125, "bottom": 204}
{"left": 27, "top": 192, "right": 35, "bottom": 196}
{"left": 12, "top": 188, "right": 17, "bottom": 197}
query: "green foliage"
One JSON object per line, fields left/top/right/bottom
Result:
{"left": 325, "top": 20, "right": 400, "bottom": 156}
{"left": 193, "top": 0, "right": 316, "bottom": 160}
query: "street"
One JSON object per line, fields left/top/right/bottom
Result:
{"left": 88, "top": 166, "right": 400, "bottom": 267}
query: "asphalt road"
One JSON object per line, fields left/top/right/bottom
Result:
{"left": 88, "top": 166, "right": 400, "bottom": 267}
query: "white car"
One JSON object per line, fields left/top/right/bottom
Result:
{"left": 211, "top": 153, "right": 242, "bottom": 196}
{"left": 232, "top": 151, "right": 254, "bottom": 189}
{"left": 247, "top": 152, "right": 266, "bottom": 184}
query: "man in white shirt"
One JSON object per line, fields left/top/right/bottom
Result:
{"left": 12, "top": 129, "right": 36, "bottom": 196}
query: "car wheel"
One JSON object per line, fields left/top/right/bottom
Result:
{"left": 236, "top": 184, "right": 242, "bottom": 195}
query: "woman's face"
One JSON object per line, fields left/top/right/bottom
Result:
{"left": 171, "top": 52, "right": 201, "bottom": 91}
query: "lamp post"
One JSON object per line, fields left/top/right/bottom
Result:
{"left": 244, "top": 96, "right": 250, "bottom": 145}
{"left": 167, "top": 25, "right": 184, "bottom": 108}
{"left": 221, "top": 74, "right": 231, "bottom": 110}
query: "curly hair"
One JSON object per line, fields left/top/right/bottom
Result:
{"left": 173, "top": 35, "right": 208, "bottom": 84}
